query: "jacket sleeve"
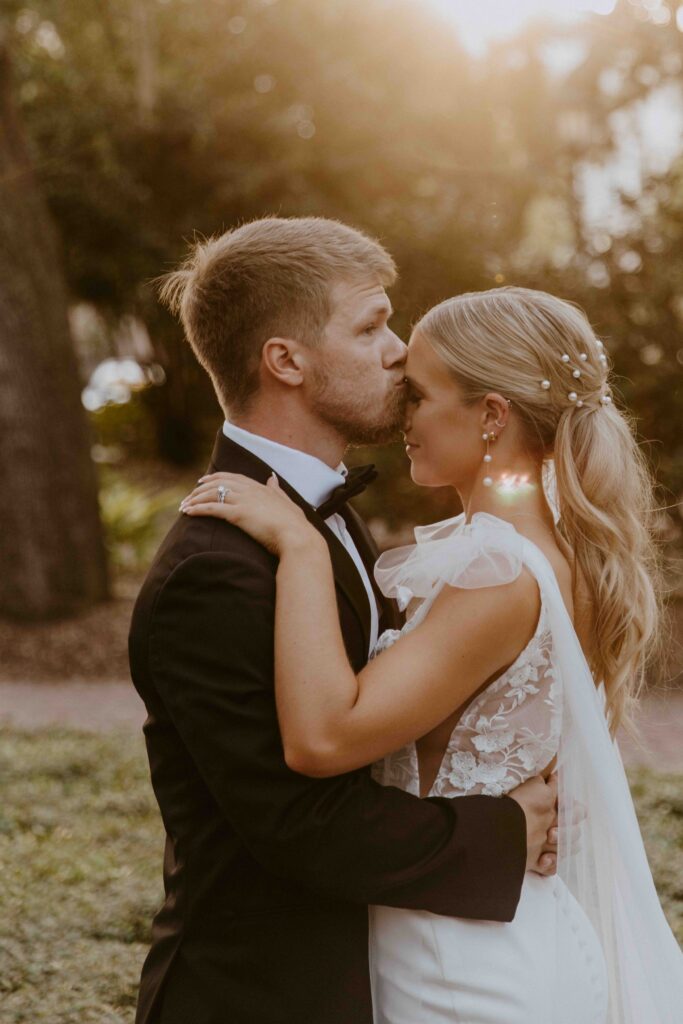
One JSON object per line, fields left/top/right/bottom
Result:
{"left": 148, "top": 548, "right": 527, "bottom": 922}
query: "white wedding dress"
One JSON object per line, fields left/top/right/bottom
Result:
{"left": 368, "top": 511, "right": 683, "bottom": 1024}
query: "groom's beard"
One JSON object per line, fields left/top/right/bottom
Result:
{"left": 309, "top": 366, "right": 407, "bottom": 446}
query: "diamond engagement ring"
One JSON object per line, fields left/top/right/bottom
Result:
{"left": 217, "top": 485, "right": 229, "bottom": 504}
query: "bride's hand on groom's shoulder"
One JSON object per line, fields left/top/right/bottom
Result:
{"left": 179, "top": 472, "right": 317, "bottom": 556}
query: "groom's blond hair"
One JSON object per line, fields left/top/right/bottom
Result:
{"left": 158, "top": 217, "right": 396, "bottom": 413}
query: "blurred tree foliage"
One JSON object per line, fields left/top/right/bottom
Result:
{"left": 2, "top": 0, "right": 682, "bottom": 527}
{"left": 0, "top": 40, "right": 108, "bottom": 619}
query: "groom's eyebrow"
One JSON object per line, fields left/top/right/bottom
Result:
{"left": 366, "top": 302, "right": 393, "bottom": 320}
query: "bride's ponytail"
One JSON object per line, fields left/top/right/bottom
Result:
{"left": 553, "top": 400, "right": 661, "bottom": 733}
{"left": 416, "top": 286, "right": 663, "bottom": 735}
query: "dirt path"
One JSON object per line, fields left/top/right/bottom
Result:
{"left": 0, "top": 681, "right": 146, "bottom": 731}
{"left": 1, "top": 681, "right": 682, "bottom": 772}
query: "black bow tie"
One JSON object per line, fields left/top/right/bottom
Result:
{"left": 316, "top": 464, "right": 378, "bottom": 519}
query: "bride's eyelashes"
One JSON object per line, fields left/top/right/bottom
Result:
{"left": 407, "top": 390, "right": 423, "bottom": 407}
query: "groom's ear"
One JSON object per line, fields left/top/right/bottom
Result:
{"left": 260, "top": 337, "right": 305, "bottom": 388}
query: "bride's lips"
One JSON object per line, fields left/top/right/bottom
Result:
{"left": 404, "top": 440, "right": 420, "bottom": 455}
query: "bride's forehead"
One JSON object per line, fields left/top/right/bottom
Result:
{"left": 406, "top": 332, "right": 452, "bottom": 386}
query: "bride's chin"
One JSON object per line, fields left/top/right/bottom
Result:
{"left": 409, "top": 462, "right": 437, "bottom": 487}
{"left": 409, "top": 458, "right": 456, "bottom": 489}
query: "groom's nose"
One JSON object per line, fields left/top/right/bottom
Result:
{"left": 383, "top": 329, "right": 408, "bottom": 369}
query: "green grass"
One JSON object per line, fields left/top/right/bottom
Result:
{"left": 628, "top": 768, "right": 683, "bottom": 942}
{"left": 0, "top": 730, "right": 163, "bottom": 1023}
{"left": 1, "top": 729, "right": 681, "bottom": 1022}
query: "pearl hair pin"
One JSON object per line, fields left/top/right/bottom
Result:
{"left": 538, "top": 340, "right": 611, "bottom": 409}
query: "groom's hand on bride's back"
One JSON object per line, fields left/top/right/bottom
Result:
{"left": 508, "top": 772, "right": 558, "bottom": 876}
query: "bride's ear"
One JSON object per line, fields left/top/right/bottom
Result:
{"left": 481, "top": 393, "right": 511, "bottom": 433}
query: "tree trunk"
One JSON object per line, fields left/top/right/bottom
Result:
{"left": 0, "top": 46, "right": 108, "bottom": 619}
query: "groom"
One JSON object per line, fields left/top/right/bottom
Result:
{"left": 129, "top": 216, "right": 558, "bottom": 1024}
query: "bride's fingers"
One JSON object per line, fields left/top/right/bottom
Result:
{"left": 541, "top": 829, "right": 583, "bottom": 857}
{"left": 184, "top": 471, "right": 293, "bottom": 509}
{"left": 182, "top": 481, "right": 240, "bottom": 502}
{"left": 534, "top": 852, "right": 557, "bottom": 876}
{"left": 180, "top": 475, "right": 258, "bottom": 508}
{"left": 180, "top": 486, "right": 237, "bottom": 510}
{"left": 197, "top": 471, "right": 251, "bottom": 486}
{"left": 185, "top": 473, "right": 273, "bottom": 502}
{"left": 183, "top": 501, "right": 239, "bottom": 520}
{"left": 180, "top": 474, "right": 280, "bottom": 511}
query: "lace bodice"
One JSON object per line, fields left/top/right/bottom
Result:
{"left": 370, "top": 514, "right": 562, "bottom": 799}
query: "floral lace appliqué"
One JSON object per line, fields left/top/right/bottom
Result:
{"left": 371, "top": 602, "right": 561, "bottom": 799}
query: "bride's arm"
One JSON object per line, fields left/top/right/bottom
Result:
{"left": 274, "top": 537, "right": 539, "bottom": 775}
{"left": 182, "top": 472, "right": 541, "bottom": 777}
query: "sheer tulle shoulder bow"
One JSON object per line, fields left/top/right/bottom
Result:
{"left": 374, "top": 512, "right": 523, "bottom": 614}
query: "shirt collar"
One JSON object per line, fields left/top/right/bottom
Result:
{"left": 222, "top": 421, "right": 347, "bottom": 509}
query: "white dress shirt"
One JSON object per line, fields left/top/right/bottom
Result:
{"left": 222, "top": 421, "right": 380, "bottom": 655}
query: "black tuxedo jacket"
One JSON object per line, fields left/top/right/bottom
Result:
{"left": 129, "top": 429, "right": 527, "bottom": 1024}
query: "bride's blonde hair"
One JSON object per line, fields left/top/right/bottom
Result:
{"left": 414, "top": 286, "right": 662, "bottom": 735}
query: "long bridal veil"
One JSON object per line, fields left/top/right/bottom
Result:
{"left": 541, "top": 543, "right": 683, "bottom": 1023}
{"left": 375, "top": 509, "right": 683, "bottom": 1023}
{"left": 539, "top": 458, "right": 683, "bottom": 1020}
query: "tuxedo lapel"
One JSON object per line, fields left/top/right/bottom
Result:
{"left": 341, "top": 505, "right": 403, "bottom": 633}
{"left": 207, "top": 430, "right": 372, "bottom": 653}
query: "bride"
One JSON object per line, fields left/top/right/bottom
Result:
{"left": 180, "top": 286, "right": 683, "bottom": 1023}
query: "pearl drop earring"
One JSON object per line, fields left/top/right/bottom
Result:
{"left": 482, "top": 431, "right": 496, "bottom": 487}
